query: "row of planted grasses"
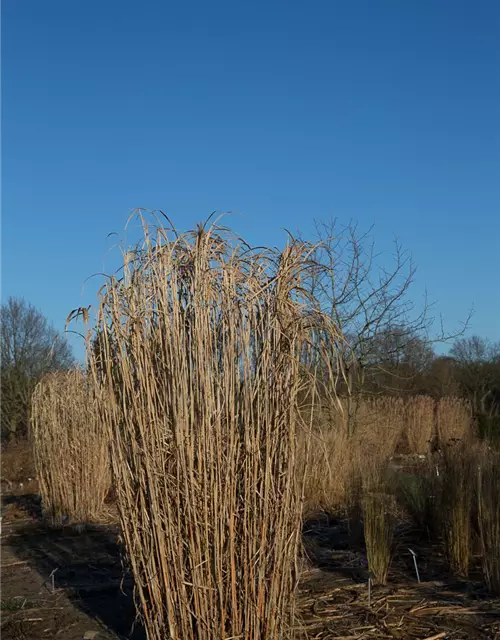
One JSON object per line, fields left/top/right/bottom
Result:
{"left": 301, "top": 395, "right": 472, "bottom": 515}
{"left": 30, "top": 217, "right": 497, "bottom": 639}
{"left": 355, "top": 440, "right": 500, "bottom": 592}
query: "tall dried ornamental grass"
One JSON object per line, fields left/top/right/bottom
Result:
{"left": 88, "top": 216, "right": 337, "bottom": 640}
{"left": 477, "top": 450, "right": 500, "bottom": 595}
{"left": 300, "top": 396, "right": 405, "bottom": 514}
{"left": 437, "top": 397, "right": 472, "bottom": 446}
{"left": 299, "top": 404, "right": 348, "bottom": 514}
{"left": 441, "top": 442, "right": 474, "bottom": 577}
{"left": 406, "top": 396, "right": 435, "bottom": 455}
{"left": 31, "top": 369, "right": 110, "bottom": 525}
{"left": 353, "top": 397, "right": 405, "bottom": 475}
{"left": 362, "top": 487, "right": 394, "bottom": 584}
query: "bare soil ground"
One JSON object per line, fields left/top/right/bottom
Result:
{"left": 298, "top": 515, "right": 500, "bottom": 639}
{"left": 1, "top": 443, "right": 142, "bottom": 640}
{"left": 2, "top": 443, "right": 500, "bottom": 639}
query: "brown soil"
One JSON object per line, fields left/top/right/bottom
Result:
{"left": 2, "top": 442, "right": 500, "bottom": 639}
{"left": 1, "top": 442, "right": 143, "bottom": 640}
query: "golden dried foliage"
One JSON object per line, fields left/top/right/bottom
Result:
{"left": 437, "top": 397, "right": 473, "bottom": 445}
{"left": 88, "top": 216, "right": 341, "bottom": 640}
{"left": 405, "top": 395, "right": 435, "bottom": 455}
{"left": 31, "top": 369, "right": 110, "bottom": 525}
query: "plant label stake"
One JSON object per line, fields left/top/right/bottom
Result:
{"left": 368, "top": 571, "right": 374, "bottom": 606}
{"left": 408, "top": 548, "right": 420, "bottom": 583}
{"left": 49, "top": 568, "right": 58, "bottom": 593}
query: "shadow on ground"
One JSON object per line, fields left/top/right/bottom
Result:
{"left": 3, "top": 495, "right": 145, "bottom": 640}
{"left": 2, "top": 493, "right": 43, "bottom": 520}
{"left": 301, "top": 511, "right": 490, "bottom": 603}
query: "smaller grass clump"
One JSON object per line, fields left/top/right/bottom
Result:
{"left": 477, "top": 450, "right": 500, "bottom": 595}
{"left": 405, "top": 396, "right": 436, "bottom": 455}
{"left": 397, "top": 471, "right": 440, "bottom": 540}
{"left": 31, "top": 369, "right": 110, "bottom": 525}
{"left": 362, "top": 484, "right": 394, "bottom": 585}
{"left": 440, "top": 442, "right": 474, "bottom": 577}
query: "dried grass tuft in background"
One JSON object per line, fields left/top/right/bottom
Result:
{"left": 437, "top": 397, "right": 472, "bottom": 446}
{"left": 477, "top": 449, "right": 500, "bottom": 595}
{"left": 31, "top": 369, "right": 110, "bottom": 525}
{"left": 406, "top": 395, "right": 435, "bottom": 455}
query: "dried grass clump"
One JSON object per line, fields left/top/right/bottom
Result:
{"left": 477, "top": 450, "right": 500, "bottom": 595}
{"left": 440, "top": 442, "right": 474, "bottom": 577}
{"left": 353, "top": 397, "right": 405, "bottom": 473}
{"left": 362, "top": 487, "right": 394, "bottom": 584}
{"left": 397, "top": 468, "right": 440, "bottom": 539}
{"left": 300, "top": 396, "right": 405, "bottom": 514}
{"left": 299, "top": 404, "right": 349, "bottom": 514}
{"left": 406, "top": 396, "right": 435, "bottom": 455}
{"left": 89, "top": 215, "right": 336, "bottom": 640}
{"left": 31, "top": 369, "right": 110, "bottom": 525}
{"left": 437, "top": 397, "right": 472, "bottom": 446}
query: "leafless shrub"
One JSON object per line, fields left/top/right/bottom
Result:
{"left": 31, "top": 369, "right": 110, "bottom": 525}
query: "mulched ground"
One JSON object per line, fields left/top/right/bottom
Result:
{"left": 2, "top": 443, "right": 500, "bottom": 639}
{"left": 296, "top": 516, "right": 500, "bottom": 639}
{"left": 297, "top": 569, "right": 500, "bottom": 639}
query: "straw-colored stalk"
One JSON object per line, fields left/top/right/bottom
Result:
{"left": 406, "top": 396, "right": 435, "bottom": 455}
{"left": 90, "top": 217, "right": 336, "bottom": 640}
{"left": 477, "top": 450, "right": 500, "bottom": 595}
{"left": 31, "top": 369, "right": 110, "bottom": 525}
{"left": 437, "top": 397, "right": 472, "bottom": 446}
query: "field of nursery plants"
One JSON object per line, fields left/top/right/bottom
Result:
{"left": 2, "top": 216, "right": 500, "bottom": 640}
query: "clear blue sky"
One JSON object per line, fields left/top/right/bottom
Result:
{"left": 2, "top": 0, "right": 499, "bottom": 360}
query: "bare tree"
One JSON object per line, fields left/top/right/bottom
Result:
{"left": 307, "top": 220, "right": 467, "bottom": 435}
{"left": 1, "top": 297, "right": 74, "bottom": 439}
{"left": 450, "top": 336, "right": 500, "bottom": 418}
{"left": 451, "top": 336, "right": 500, "bottom": 366}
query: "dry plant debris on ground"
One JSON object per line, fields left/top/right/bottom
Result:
{"left": 296, "top": 574, "right": 500, "bottom": 639}
{"left": 2, "top": 481, "right": 500, "bottom": 640}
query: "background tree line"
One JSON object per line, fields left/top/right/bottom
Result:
{"left": 1, "top": 297, "right": 74, "bottom": 440}
{"left": 2, "top": 221, "right": 498, "bottom": 442}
